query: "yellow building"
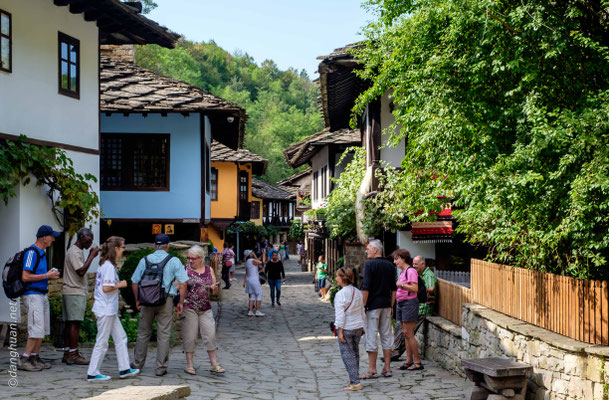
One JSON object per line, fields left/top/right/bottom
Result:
{"left": 206, "top": 140, "right": 267, "bottom": 250}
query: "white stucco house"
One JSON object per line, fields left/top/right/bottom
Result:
{"left": 0, "top": 0, "right": 177, "bottom": 322}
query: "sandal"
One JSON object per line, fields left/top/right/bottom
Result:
{"left": 359, "top": 371, "right": 378, "bottom": 380}
{"left": 184, "top": 365, "right": 196, "bottom": 375}
{"left": 210, "top": 364, "right": 225, "bottom": 373}
{"left": 382, "top": 369, "right": 392, "bottom": 378}
{"left": 398, "top": 362, "right": 413, "bottom": 370}
{"left": 407, "top": 363, "right": 424, "bottom": 371}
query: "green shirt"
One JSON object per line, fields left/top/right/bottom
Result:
{"left": 316, "top": 262, "right": 328, "bottom": 279}
{"left": 419, "top": 267, "right": 437, "bottom": 316}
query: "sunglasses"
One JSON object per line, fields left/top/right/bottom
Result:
{"left": 186, "top": 256, "right": 201, "bottom": 261}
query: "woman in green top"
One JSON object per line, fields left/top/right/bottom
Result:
{"left": 315, "top": 255, "right": 328, "bottom": 298}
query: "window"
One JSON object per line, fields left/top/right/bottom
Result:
{"left": 281, "top": 202, "right": 289, "bottom": 217}
{"left": 313, "top": 171, "right": 318, "bottom": 200}
{"left": 205, "top": 142, "right": 211, "bottom": 194}
{"left": 321, "top": 166, "right": 328, "bottom": 198}
{"left": 251, "top": 201, "right": 260, "bottom": 219}
{"left": 239, "top": 171, "right": 248, "bottom": 200}
{"left": 58, "top": 32, "right": 79, "bottom": 98}
{"left": 0, "top": 9, "right": 11, "bottom": 73}
{"left": 101, "top": 133, "right": 170, "bottom": 191}
{"left": 210, "top": 168, "right": 218, "bottom": 200}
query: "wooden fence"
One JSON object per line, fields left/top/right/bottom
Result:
{"left": 470, "top": 259, "right": 609, "bottom": 345}
{"left": 436, "top": 259, "right": 609, "bottom": 345}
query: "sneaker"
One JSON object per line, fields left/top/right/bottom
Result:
{"left": 87, "top": 374, "right": 111, "bottom": 382}
{"left": 17, "top": 356, "right": 42, "bottom": 372}
{"left": 277, "top": 300, "right": 281, "bottom": 306}
{"left": 66, "top": 350, "right": 89, "bottom": 365}
{"left": 344, "top": 383, "right": 363, "bottom": 391}
{"left": 32, "top": 355, "right": 51, "bottom": 369}
{"left": 248, "top": 310, "right": 254, "bottom": 316}
{"left": 62, "top": 350, "right": 69, "bottom": 364}
{"left": 119, "top": 368, "right": 140, "bottom": 379}
{"left": 255, "top": 310, "right": 265, "bottom": 317}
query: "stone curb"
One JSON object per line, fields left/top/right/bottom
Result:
{"left": 83, "top": 385, "right": 190, "bottom": 400}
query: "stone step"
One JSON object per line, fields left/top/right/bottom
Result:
{"left": 84, "top": 385, "right": 190, "bottom": 400}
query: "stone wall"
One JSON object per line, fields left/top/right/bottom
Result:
{"left": 100, "top": 44, "right": 136, "bottom": 63}
{"left": 417, "top": 303, "right": 609, "bottom": 400}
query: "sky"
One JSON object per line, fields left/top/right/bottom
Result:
{"left": 146, "top": 0, "right": 373, "bottom": 78}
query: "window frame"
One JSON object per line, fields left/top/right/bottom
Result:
{"left": 313, "top": 170, "right": 318, "bottom": 201}
{"left": 251, "top": 201, "right": 260, "bottom": 219}
{"left": 205, "top": 142, "right": 211, "bottom": 194}
{"left": 100, "top": 133, "right": 171, "bottom": 191}
{"left": 0, "top": 9, "right": 11, "bottom": 73}
{"left": 58, "top": 31, "right": 80, "bottom": 99}
{"left": 210, "top": 167, "right": 218, "bottom": 201}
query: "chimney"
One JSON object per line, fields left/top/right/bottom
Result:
{"left": 100, "top": 44, "right": 137, "bottom": 64}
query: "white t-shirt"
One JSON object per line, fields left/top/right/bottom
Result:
{"left": 92, "top": 260, "right": 120, "bottom": 316}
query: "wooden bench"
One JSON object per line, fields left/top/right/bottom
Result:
{"left": 462, "top": 358, "right": 532, "bottom": 400}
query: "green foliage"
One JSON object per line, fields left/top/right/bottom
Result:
{"left": 118, "top": 247, "right": 185, "bottom": 311}
{"left": 79, "top": 300, "right": 98, "bottom": 343}
{"left": 136, "top": 40, "right": 323, "bottom": 183}
{"left": 353, "top": 0, "right": 609, "bottom": 279}
{"left": 0, "top": 136, "right": 100, "bottom": 236}
{"left": 288, "top": 219, "right": 305, "bottom": 240}
{"left": 120, "top": 311, "right": 141, "bottom": 343}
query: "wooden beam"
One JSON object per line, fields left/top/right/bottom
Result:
{"left": 68, "top": 1, "right": 87, "bottom": 14}
{"left": 53, "top": 0, "right": 70, "bottom": 6}
{"left": 84, "top": 10, "right": 102, "bottom": 22}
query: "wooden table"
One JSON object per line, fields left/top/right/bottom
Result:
{"left": 462, "top": 358, "right": 532, "bottom": 400}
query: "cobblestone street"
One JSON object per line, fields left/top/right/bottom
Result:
{"left": 2, "top": 256, "right": 471, "bottom": 399}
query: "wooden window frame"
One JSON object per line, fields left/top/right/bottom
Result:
{"left": 205, "top": 142, "right": 211, "bottom": 194}
{"left": 0, "top": 9, "right": 11, "bottom": 73}
{"left": 58, "top": 32, "right": 80, "bottom": 99}
{"left": 313, "top": 171, "right": 318, "bottom": 201}
{"left": 239, "top": 170, "right": 248, "bottom": 201}
{"left": 101, "top": 133, "right": 170, "bottom": 191}
{"left": 210, "top": 167, "right": 218, "bottom": 201}
{"left": 251, "top": 201, "right": 260, "bottom": 219}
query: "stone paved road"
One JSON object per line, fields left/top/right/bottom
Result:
{"left": 1, "top": 256, "right": 471, "bottom": 399}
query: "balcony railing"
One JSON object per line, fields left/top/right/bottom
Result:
{"left": 262, "top": 215, "right": 293, "bottom": 227}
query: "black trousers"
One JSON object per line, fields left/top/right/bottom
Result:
{"left": 391, "top": 315, "right": 426, "bottom": 360}
{"left": 221, "top": 265, "right": 231, "bottom": 288}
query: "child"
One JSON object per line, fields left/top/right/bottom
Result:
{"left": 86, "top": 236, "right": 139, "bottom": 382}
{"left": 316, "top": 255, "right": 328, "bottom": 299}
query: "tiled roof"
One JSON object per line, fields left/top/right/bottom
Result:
{"left": 283, "top": 128, "right": 361, "bottom": 168}
{"left": 277, "top": 168, "right": 312, "bottom": 186}
{"left": 211, "top": 140, "right": 267, "bottom": 175}
{"left": 251, "top": 178, "right": 294, "bottom": 201}
{"left": 100, "top": 56, "right": 246, "bottom": 114}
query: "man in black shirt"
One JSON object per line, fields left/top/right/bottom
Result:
{"left": 360, "top": 239, "right": 397, "bottom": 379}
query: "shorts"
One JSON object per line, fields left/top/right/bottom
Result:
{"left": 396, "top": 298, "right": 419, "bottom": 322}
{"left": 317, "top": 278, "right": 326, "bottom": 289}
{"left": 62, "top": 294, "right": 87, "bottom": 321}
{"left": 249, "top": 292, "right": 262, "bottom": 301}
{"left": 364, "top": 307, "right": 394, "bottom": 352}
{"left": 23, "top": 294, "right": 50, "bottom": 339}
{"left": 229, "top": 264, "right": 235, "bottom": 274}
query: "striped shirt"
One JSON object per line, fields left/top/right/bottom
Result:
{"left": 419, "top": 267, "right": 437, "bottom": 316}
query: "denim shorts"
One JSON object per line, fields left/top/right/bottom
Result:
{"left": 317, "top": 278, "right": 326, "bottom": 289}
{"left": 396, "top": 298, "right": 419, "bottom": 322}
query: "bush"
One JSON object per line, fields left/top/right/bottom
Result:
{"left": 118, "top": 248, "right": 185, "bottom": 312}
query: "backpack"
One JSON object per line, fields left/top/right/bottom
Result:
{"left": 3, "top": 246, "right": 43, "bottom": 300}
{"left": 406, "top": 267, "right": 427, "bottom": 304}
{"left": 137, "top": 254, "right": 173, "bottom": 307}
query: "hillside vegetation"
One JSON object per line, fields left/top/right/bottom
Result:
{"left": 136, "top": 40, "right": 322, "bottom": 183}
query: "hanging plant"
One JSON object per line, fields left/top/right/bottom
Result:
{"left": 0, "top": 135, "right": 100, "bottom": 236}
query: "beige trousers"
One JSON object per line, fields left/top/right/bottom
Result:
{"left": 181, "top": 308, "right": 216, "bottom": 353}
{"left": 133, "top": 298, "right": 174, "bottom": 373}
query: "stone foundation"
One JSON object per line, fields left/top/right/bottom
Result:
{"left": 417, "top": 303, "right": 609, "bottom": 400}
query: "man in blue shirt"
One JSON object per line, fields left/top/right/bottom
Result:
{"left": 18, "top": 225, "right": 61, "bottom": 372}
{"left": 130, "top": 234, "right": 189, "bottom": 376}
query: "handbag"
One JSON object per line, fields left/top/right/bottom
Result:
{"left": 259, "top": 271, "right": 267, "bottom": 285}
{"left": 330, "top": 287, "right": 356, "bottom": 336}
{"left": 224, "top": 260, "right": 233, "bottom": 268}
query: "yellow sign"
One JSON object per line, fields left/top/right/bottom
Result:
{"left": 164, "top": 224, "right": 175, "bottom": 235}
{"left": 152, "top": 224, "right": 162, "bottom": 235}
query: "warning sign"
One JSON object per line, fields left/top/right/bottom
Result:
{"left": 164, "top": 224, "right": 175, "bottom": 235}
{"left": 152, "top": 224, "right": 162, "bottom": 235}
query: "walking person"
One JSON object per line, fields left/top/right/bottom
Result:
{"left": 62, "top": 227, "right": 99, "bottom": 365}
{"left": 315, "top": 255, "right": 328, "bottom": 299}
{"left": 393, "top": 249, "right": 423, "bottom": 371}
{"left": 86, "top": 236, "right": 139, "bottom": 382}
{"left": 243, "top": 250, "right": 265, "bottom": 316}
{"left": 296, "top": 240, "right": 304, "bottom": 267}
{"left": 221, "top": 242, "right": 234, "bottom": 289}
{"left": 360, "top": 239, "right": 397, "bottom": 379}
{"left": 334, "top": 267, "right": 366, "bottom": 391}
{"left": 283, "top": 239, "right": 290, "bottom": 260}
{"left": 130, "top": 234, "right": 189, "bottom": 376}
{"left": 228, "top": 243, "right": 236, "bottom": 282}
{"left": 18, "top": 225, "right": 61, "bottom": 372}
{"left": 265, "top": 250, "right": 285, "bottom": 307}
{"left": 181, "top": 245, "right": 225, "bottom": 375}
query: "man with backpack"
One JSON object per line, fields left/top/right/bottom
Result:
{"left": 18, "top": 225, "right": 61, "bottom": 372}
{"left": 130, "top": 234, "right": 189, "bottom": 376}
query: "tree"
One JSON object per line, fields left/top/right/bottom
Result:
{"left": 353, "top": 0, "right": 609, "bottom": 279}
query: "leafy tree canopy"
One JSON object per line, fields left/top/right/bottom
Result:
{"left": 353, "top": 0, "right": 609, "bottom": 279}
{"left": 136, "top": 40, "right": 323, "bottom": 183}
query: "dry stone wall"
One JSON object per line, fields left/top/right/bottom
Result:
{"left": 417, "top": 303, "right": 609, "bottom": 400}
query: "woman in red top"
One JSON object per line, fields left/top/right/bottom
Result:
{"left": 392, "top": 249, "right": 423, "bottom": 371}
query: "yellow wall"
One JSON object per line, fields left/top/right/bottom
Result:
{"left": 211, "top": 162, "right": 254, "bottom": 219}
{"left": 251, "top": 197, "right": 263, "bottom": 226}
{"left": 207, "top": 224, "right": 224, "bottom": 252}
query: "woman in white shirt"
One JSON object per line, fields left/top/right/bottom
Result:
{"left": 333, "top": 267, "right": 366, "bottom": 391}
{"left": 86, "top": 236, "right": 139, "bottom": 382}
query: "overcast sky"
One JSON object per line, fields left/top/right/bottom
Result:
{"left": 147, "top": 0, "right": 372, "bottom": 78}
